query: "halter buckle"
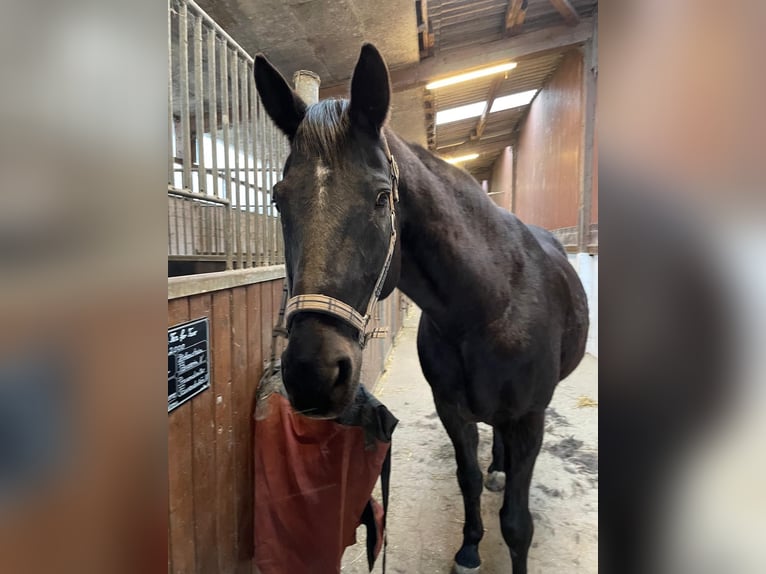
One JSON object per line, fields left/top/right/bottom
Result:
{"left": 390, "top": 155, "right": 400, "bottom": 203}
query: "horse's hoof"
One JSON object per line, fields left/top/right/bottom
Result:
{"left": 484, "top": 470, "right": 506, "bottom": 492}
{"left": 453, "top": 562, "right": 481, "bottom": 574}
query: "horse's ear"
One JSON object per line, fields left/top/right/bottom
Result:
{"left": 254, "top": 55, "right": 307, "bottom": 139}
{"left": 349, "top": 43, "right": 390, "bottom": 134}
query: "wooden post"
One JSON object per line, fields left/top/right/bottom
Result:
{"left": 577, "top": 15, "right": 597, "bottom": 252}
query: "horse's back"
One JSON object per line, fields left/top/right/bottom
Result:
{"left": 526, "top": 224, "right": 568, "bottom": 259}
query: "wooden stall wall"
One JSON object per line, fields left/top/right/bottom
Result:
{"left": 168, "top": 280, "right": 408, "bottom": 574}
{"left": 514, "top": 49, "right": 584, "bottom": 231}
{"left": 360, "top": 291, "right": 409, "bottom": 389}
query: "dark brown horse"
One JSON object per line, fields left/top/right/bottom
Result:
{"left": 255, "top": 44, "right": 589, "bottom": 573}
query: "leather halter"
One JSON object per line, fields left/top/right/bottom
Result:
{"left": 284, "top": 134, "right": 400, "bottom": 348}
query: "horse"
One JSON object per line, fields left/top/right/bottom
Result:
{"left": 254, "top": 43, "right": 589, "bottom": 574}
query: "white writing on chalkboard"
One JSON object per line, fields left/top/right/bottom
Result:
{"left": 168, "top": 325, "right": 199, "bottom": 344}
{"left": 168, "top": 317, "right": 210, "bottom": 413}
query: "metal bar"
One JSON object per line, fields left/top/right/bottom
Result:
{"left": 169, "top": 2, "right": 181, "bottom": 258}
{"left": 272, "top": 130, "right": 281, "bottom": 266}
{"left": 278, "top": 139, "right": 288, "bottom": 263}
{"left": 260, "top": 110, "right": 268, "bottom": 266}
{"left": 179, "top": 3, "right": 195, "bottom": 255}
{"left": 241, "top": 62, "right": 253, "bottom": 269}
{"left": 265, "top": 113, "right": 275, "bottom": 265}
{"left": 179, "top": 2, "right": 192, "bottom": 191}
{"left": 219, "top": 40, "right": 233, "bottom": 270}
{"left": 185, "top": 0, "right": 254, "bottom": 65}
{"left": 168, "top": 254, "right": 229, "bottom": 262}
{"left": 230, "top": 49, "right": 242, "bottom": 269}
{"left": 194, "top": 15, "right": 206, "bottom": 195}
{"left": 274, "top": 137, "right": 283, "bottom": 264}
{"left": 257, "top": 94, "right": 268, "bottom": 266}
{"left": 207, "top": 28, "right": 219, "bottom": 200}
{"left": 271, "top": 125, "right": 279, "bottom": 264}
{"left": 206, "top": 27, "right": 221, "bottom": 258}
{"left": 168, "top": 185, "right": 230, "bottom": 205}
{"left": 167, "top": 0, "right": 174, "bottom": 185}
{"left": 251, "top": 73, "right": 262, "bottom": 269}
{"left": 193, "top": 14, "right": 208, "bottom": 257}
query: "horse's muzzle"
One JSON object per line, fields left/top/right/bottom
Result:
{"left": 281, "top": 315, "right": 361, "bottom": 418}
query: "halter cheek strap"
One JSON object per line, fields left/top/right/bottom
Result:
{"left": 284, "top": 134, "right": 400, "bottom": 348}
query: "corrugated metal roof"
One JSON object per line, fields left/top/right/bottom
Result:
{"left": 424, "top": 0, "right": 597, "bottom": 179}
{"left": 428, "top": 0, "right": 597, "bottom": 54}
{"left": 429, "top": 49, "right": 566, "bottom": 177}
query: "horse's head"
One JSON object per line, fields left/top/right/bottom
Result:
{"left": 254, "top": 44, "right": 401, "bottom": 418}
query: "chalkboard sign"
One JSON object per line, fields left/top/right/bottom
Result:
{"left": 168, "top": 317, "right": 210, "bottom": 413}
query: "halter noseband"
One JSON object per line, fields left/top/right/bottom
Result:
{"left": 284, "top": 134, "right": 400, "bottom": 348}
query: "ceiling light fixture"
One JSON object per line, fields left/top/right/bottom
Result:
{"left": 426, "top": 62, "right": 517, "bottom": 90}
{"left": 443, "top": 153, "right": 479, "bottom": 164}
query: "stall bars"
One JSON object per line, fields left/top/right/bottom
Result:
{"left": 168, "top": 0, "right": 289, "bottom": 271}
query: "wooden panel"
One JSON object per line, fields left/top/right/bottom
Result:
{"left": 189, "top": 294, "right": 217, "bottom": 574}
{"left": 168, "top": 298, "right": 195, "bottom": 574}
{"left": 168, "top": 277, "right": 406, "bottom": 572}
{"left": 271, "top": 280, "right": 286, "bottom": 357}
{"left": 514, "top": 49, "right": 584, "bottom": 230}
{"left": 212, "top": 290, "right": 236, "bottom": 574}
{"left": 231, "top": 286, "right": 254, "bottom": 572}
{"left": 259, "top": 284, "right": 274, "bottom": 371}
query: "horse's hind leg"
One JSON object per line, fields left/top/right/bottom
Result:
{"left": 499, "top": 411, "right": 545, "bottom": 574}
{"left": 484, "top": 427, "right": 506, "bottom": 492}
{"left": 433, "top": 396, "right": 484, "bottom": 573}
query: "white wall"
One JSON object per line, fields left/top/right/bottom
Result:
{"left": 568, "top": 253, "right": 598, "bottom": 357}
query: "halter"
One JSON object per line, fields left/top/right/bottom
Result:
{"left": 284, "top": 133, "right": 400, "bottom": 348}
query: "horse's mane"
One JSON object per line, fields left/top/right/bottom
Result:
{"left": 294, "top": 99, "right": 350, "bottom": 161}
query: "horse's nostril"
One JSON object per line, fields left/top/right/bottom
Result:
{"left": 334, "top": 357, "right": 352, "bottom": 389}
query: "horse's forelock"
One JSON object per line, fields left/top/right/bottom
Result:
{"left": 293, "top": 99, "right": 350, "bottom": 161}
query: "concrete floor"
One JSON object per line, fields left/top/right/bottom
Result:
{"left": 341, "top": 309, "right": 598, "bottom": 573}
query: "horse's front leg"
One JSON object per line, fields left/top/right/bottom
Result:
{"left": 433, "top": 396, "right": 484, "bottom": 573}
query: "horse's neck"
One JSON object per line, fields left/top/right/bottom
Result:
{"left": 391, "top": 136, "right": 510, "bottom": 330}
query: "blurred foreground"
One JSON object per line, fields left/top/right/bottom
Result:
{"left": 0, "top": 0, "right": 765, "bottom": 572}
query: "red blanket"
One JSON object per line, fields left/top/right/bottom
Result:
{"left": 254, "top": 389, "right": 394, "bottom": 574}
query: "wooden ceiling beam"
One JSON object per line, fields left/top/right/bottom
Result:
{"left": 417, "top": 0, "right": 435, "bottom": 58}
{"left": 549, "top": 0, "right": 580, "bottom": 26}
{"left": 319, "top": 18, "right": 593, "bottom": 98}
{"left": 505, "top": 0, "right": 528, "bottom": 33}
{"left": 470, "top": 76, "right": 504, "bottom": 141}
{"left": 437, "top": 135, "right": 515, "bottom": 159}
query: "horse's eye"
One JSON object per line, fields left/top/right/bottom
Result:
{"left": 375, "top": 192, "right": 390, "bottom": 209}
